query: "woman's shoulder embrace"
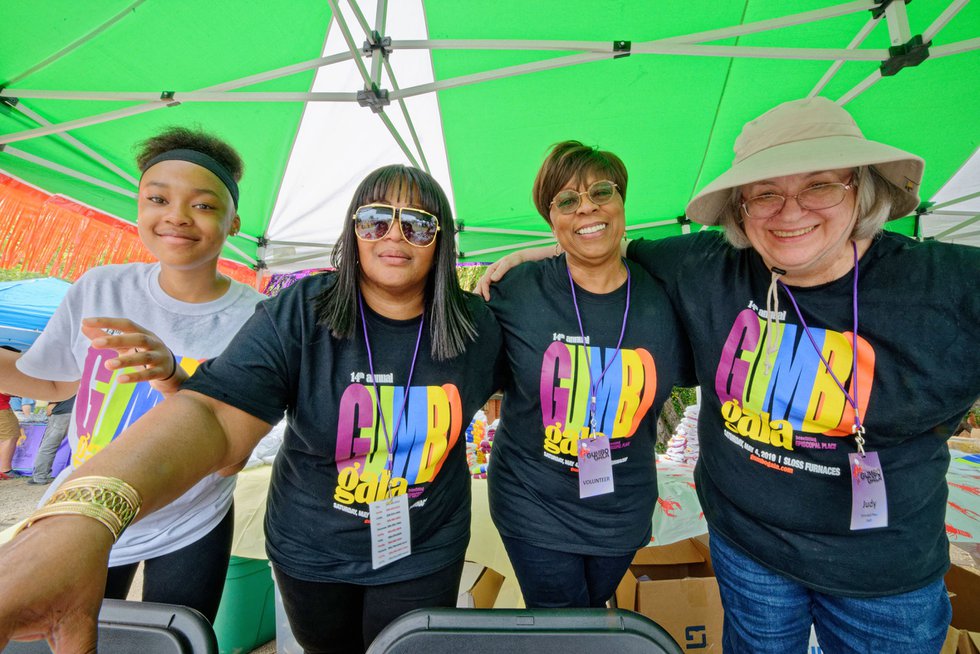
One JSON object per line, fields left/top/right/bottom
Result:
{"left": 489, "top": 257, "right": 557, "bottom": 306}
{"left": 496, "top": 257, "right": 547, "bottom": 289}
{"left": 873, "top": 232, "right": 980, "bottom": 275}
{"left": 624, "top": 258, "right": 671, "bottom": 296}
{"left": 880, "top": 231, "right": 979, "bottom": 260}
{"left": 628, "top": 231, "right": 737, "bottom": 286}
{"left": 630, "top": 231, "right": 732, "bottom": 267}
{"left": 462, "top": 290, "right": 498, "bottom": 327}
{"left": 461, "top": 290, "right": 503, "bottom": 347}
{"left": 462, "top": 288, "right": 491, "bottom": 313}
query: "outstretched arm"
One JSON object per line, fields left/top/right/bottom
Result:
{"left": 474, "top": 245, "right": 554, "bottom": 300}
{"left": 0, "top": 390, "right": 272, "bottom": 652}
{"left": 474, "top": 239, "right": 631, "bottom": 300}
{"left": 0, "top": 349, "right": 78, "bottom": 402}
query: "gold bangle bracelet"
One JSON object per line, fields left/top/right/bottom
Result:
{"left": 18, "top": 476, "right": 142, "bottom": 542}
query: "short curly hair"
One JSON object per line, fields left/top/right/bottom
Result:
{"left": 135, "top": 126, "right": 244, "bottom": 182}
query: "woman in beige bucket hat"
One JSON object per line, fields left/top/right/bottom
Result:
{"left": 481, "top": 97, "right": 980, "bottom": 652}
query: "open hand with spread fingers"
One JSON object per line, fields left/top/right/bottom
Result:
{"left": 80, "top": 317, "right": 186, "bottom": 395}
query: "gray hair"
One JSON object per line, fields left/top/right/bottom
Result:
{"left": 717, "top": 166, "right": 900, "bottom": 249}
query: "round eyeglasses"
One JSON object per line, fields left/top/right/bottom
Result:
{"left": 550, "top": 180, "right": 619, "bottom": 215}
{"left": 352, "top": 204, "right": 440, "bottom": 248}
{"left": 741, "top": 181, "right": 855, "bottom": 220}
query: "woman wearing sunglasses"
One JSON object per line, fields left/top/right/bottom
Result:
{"left": 480, "top": 99, "right": 980, "bottom": 652}
{"left": 485, "top": 141, "right": 693, "bottom": 608}
{"left": 0, "top": 165, "right": 504, "bottom": 654}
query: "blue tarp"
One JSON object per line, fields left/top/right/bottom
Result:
{"left": 0, "top": 277, "right": 70, "bottom": 350}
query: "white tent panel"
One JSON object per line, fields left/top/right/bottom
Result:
{"left": 264, "top": 0, "right": 452, "bottom": 272}
{"left": 926, "top": 147, "right": 980, "bottom": 247}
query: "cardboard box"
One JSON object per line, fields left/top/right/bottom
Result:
{"left": 616, "top": 536, "right": 723, "bottom": 652}
{"left": 457, "top": 561, "right": 505, "bottom": 609}
{"left": 942, "top": 626, "right": 980, "bottom": 654}
{"left": 948, "top": 544, "right": 980, "bottom": 633}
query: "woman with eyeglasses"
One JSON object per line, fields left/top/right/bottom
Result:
{"left": 480, "top": 99, "right": 980, "bottom": 652}
{"left": 0, "top": 165, "right": 504, "bottom": 654}
{"left": 485, "top": 140, "right": 693, "bottom": 609}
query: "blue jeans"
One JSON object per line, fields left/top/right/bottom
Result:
{"left": 501, "top": 536, "right": 636, "bottom": 608}
{"left": 709, "top": 529, "right": 951, "bottom": 654}
{"left": 32, "top": 413, "right": 69, "bottom": 482}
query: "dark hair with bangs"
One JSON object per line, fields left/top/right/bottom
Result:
{"left": 532, "top": 140, "right": 628, "bottom": 225}
{"left": 135, "top": 126, "right": 244, "bottom": 181}
{"left": 314, "top": 165, "right": 476, "bottom": 361}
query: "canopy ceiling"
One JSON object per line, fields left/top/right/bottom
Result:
{"left": 1, "top": 0, "right": 977, "bottom": 274}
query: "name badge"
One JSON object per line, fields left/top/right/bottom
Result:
{"left": 848, "top": 451, "right": 888, "bottom": 530}
{"left": 369, "top": 493, "right": 412, "bottom": 569}
{"left": 578, "top": 434, "right": 614, "bottom": 499}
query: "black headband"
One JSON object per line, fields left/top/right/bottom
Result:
{"left": 141, "top": 148, "right": 240, "bottom": 208}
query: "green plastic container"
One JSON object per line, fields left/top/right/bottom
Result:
{"left": 213, "top": 556, "right": 277, "bottom": 654}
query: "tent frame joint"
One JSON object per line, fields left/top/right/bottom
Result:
{"left": 675, "top": 214, "right": 692, "bottom": 225}
{"left": 357, "top": 84, "right": 390, "bottom": 113}
{"left": 880, "top": 34, "right": 930, "bottom": 76}
{"left": 870, "top": 0, "right": 910, "bottom": 20}
{"left": 159, "top": 90, "right": 180, "bottom": 107}
{"left": 361, "top": 32, "right": 393, "bottom": 59}
{"left": 613, "top": 40, "right": 631, "bottom": 58}
{"left": 915, "top": 200, "right": 935, "bottom": 216}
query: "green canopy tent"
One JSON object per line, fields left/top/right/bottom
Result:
{"left": 1, "top": 0, "right": 977, "bottom": 279}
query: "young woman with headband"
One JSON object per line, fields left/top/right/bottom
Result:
{"left": 0, "top": 126, "right": 264, "bottom": 622}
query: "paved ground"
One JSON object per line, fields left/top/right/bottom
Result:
{"left": 0, "top": 473, "right": 277, "bottom": 653}
{"left": 0, "top": 472, "right": 47, "bottom": 530}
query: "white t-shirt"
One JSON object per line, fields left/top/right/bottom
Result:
{"left": 18, "top": 263, "right": 264, "bottom": 566}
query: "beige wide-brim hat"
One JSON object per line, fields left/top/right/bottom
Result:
{"left": 686, "top": 97, "right": 924, "bottom": 225}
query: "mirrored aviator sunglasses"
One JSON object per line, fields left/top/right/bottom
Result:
{"left": 550, "top": 180, "right": 619, "bottom": 215}
{"left": 352, "top": 204, "right": 441, "bottom": 247}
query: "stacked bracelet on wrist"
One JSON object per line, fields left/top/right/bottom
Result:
{"left": 19, "top": 476, "right": 142, "bottom": 542}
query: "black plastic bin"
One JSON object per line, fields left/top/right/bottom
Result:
{"left": 366, "top": 607, "right": 682, "bottom": 654}
{"left": 3, "top": 599, "right": 217, "bottom": 654}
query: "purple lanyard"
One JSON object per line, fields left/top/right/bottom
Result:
{"left": 566, "top": 261, "right": 631, "bottom": 435}
{"left": 358, "top": 292, "right": 424, "bottom": 474}
{"left": 777, "top": 241, "right": 866, "bottom": 454}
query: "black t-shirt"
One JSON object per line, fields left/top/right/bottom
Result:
{"left": 629, "top": 231, "right": 980, "bottom": 596}
{"left": 183, "top": 273, "right": 504, "bottom": 584}
{"left": 487, "top": 256, "right": 694, "bottom": 555}
{"left": 50, "top": 396, "right": 75, "bottom": 416}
